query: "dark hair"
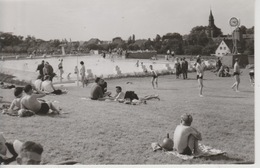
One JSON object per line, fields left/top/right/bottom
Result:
{"left": 196, "top": 58, "right": 201, "bottom": 63}
{"left": 14, "top": 87, "right": 23, "bottom": 97}
{"left": 23, "top": 85, "right": 33, "bottom": 93}
{"left": 116, "top": 86, "right": 122, "bottom": 91}
{"left": 80, "top": 61, "right": 84, "bottom": 65}
{"left": 20, "top": 141, "right": 43, "bottom": 155}
{"left": 95, "top": 77, "right": 101, "bottom": 83}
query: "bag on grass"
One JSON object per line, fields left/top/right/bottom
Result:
{"left": 124, "top": 91, "right": 139, "bottom": 101}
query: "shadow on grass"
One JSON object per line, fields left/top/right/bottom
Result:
{"left": 206, "top": 95, "right": 245, "bottom": 99}
{"left": 199, "top": 154, "right": 246, "bottom": 163}
{"left": 156, "top": 88, "right": 178, "bottom": 91}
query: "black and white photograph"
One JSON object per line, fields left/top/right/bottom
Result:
{"left": 0, "top": 0, "right": 258, "bottom": 167}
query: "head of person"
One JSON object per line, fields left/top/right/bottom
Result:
{"left": 149, "top": 65, "right": 153, "bottom": 69}
{"left": 183, "top": 57, "right": 186, "bottom": 60}
{"left": 80, "top": 61, "right": 84, "bottom": 65}
{"left": 41, "top": 60, "right": 44, "bottom": 64}
{"left": 180, "top": 114, "right": 193, "bottom": 126}
{"left": 23, "top": 85, "right": 33, "bottom": 95}
{"left": 16, "top": 141, "right": 43, "bottom": 165}
{"left": 235, "top": 58, "right": 239, "bottom": 62}
{"left": 196, "top": 57, "right": 201, "bottom": 64}
{"left": 14, "top": 87, "right": 24, "bottom": 98}
{"left": 95, "top": 77, "right": 103, "bottom": 85}
{"left": 44, "top": 75, "right": 51, "bottom": 81}
{"left": 0, "top": 132, "right": 7, "bottom": 156}
{"left": 115, "top": 86, "right": 122, "bottom": 93}
{"left": 44, "top": 63, "right": 48, "bottom": 68}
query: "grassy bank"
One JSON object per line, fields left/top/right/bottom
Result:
{"left": 0, "top": 69, "right": 254, "bottom": 165}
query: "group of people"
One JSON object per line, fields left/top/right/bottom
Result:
{"left": 36, "top": 59, "right": 64, "bottom": 82}
{"left": 174, "top": 57, "right": 189, "bottom": 79}
{"left": 7, "top": 84, "right": 60, "bottom": 116}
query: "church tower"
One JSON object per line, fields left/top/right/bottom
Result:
{"left": 206, "top": 9, "right": 222, "bottom": 38}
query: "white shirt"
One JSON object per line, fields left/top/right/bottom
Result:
{"left": 195, "top": 63, "right": 204, "bottom": 76}
{"left": 34, "top": 79, "right": 42, "bottom": 91}
{"left": 114, "top": 92, "right": 125, "bottom": 101}
{"left": 42, "top": 81, "right": 54, "bottom": 93}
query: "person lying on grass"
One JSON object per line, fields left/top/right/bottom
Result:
{"left": 173, "top": 114, "right": 202, "bottom": 156}
{"left": 20, "top": 84, "right": 60, "bottom": 115}
{"left": 90, "top": 77, "right": 111, "bottom": 100}
{"left": 15, "top": 141, "right": 43, "bottom": 165}
{"left": 41, "top": 75, "right": 67, "bottom": 95}
{"left": 0, "top": 132, "right": 19, "bottom": 165}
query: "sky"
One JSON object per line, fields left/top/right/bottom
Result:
{"left": 0, "top": 0, "right": 256, "bottom": 41}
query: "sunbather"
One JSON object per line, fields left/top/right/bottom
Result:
{"left": 20, "top": 84, "right": 60, "bottom": 115}
{"left": 173, "top": 114, "right": 202, "bottom": 156}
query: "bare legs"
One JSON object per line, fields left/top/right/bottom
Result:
{"left": 231, "top": 75, "right": 240, "bottom": 92}
{"left": 151, "top": 77, "right": 158, "bottom": 89}
{"left": 197, "top": 78, "right": 203, "bottom": 96}
{"left": 187, "top": 135, "right": 200, "bottom": 155}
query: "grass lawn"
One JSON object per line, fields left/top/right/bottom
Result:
{"left": 0, "top": 69, "right": 254, "bottom": 164}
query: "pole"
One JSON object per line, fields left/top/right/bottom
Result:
{"left": 77, "top": 55, "right": 79, "bottom": 87}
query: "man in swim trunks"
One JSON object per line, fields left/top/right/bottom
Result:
{"left": 20, "top": 85, "right": 59, "bottom": 114}
{"left": 173, "top": 114, "right": 202, "bottom": 156}
{"left": 231, "top": 58, "right": 241, "bottom": 92}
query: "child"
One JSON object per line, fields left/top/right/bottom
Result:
{"left": 173, "top": 114, "right": 202, "bottom": 156}
{"left": 8, "top": 87, "right": 24, "bottom": 113}
{"left": 149, "top": 65, "right": 158, "bottom": 89}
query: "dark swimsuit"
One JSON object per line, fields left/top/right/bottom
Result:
{"left": 37, "top": 103, "right": 50, "bottom": 114}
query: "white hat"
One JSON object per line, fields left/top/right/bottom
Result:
{"left": 13, "top": 140, "right": 23, "bottom": 154}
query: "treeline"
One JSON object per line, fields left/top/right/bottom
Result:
{"left": 0, "top": 25, "right": 254, "bottom": 56}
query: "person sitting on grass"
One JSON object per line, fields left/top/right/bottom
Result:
{"left": 7, "top": 87, "right": 24, "bottom": 113}
{"left": 173, "top": 114, "right": 202, "bottom": 156}
{"left": 21, "top": 84, "right": 60, "bottom": 115}
{"left": 34, "top": 75, "right": 43, "bottom": 92}
{"left": 41, "top": 75, "right": 66, "bottom": 95}
{"left": 15, "top": 141, "right": 43, "bottom": 165}
{"left": 106, "top": 86, "right": 125, "bottom": 102}
{"left": 0, "top": 132, "right": 18, "bottom": 165}
{"left": 90, "top": 77, "right": 110, "bottom": 100}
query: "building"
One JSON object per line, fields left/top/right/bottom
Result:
{"left": 215, "top": 39, "right": 233, "bottom": 56}
{"left": 206, "top": 10, "right": 222, "bottom": 38}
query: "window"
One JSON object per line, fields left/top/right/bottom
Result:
{"left": 220, "top": 47, "right": 222, "bottom": 50}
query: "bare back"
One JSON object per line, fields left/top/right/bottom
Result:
{"left": 21, "top": 94, "right": 43, "bottom": 112}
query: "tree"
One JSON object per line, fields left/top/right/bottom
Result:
{"left": 246, "top": 26, "right": 254, "bottom": 34}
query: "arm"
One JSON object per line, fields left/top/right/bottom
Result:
{"left": 8, "top": 99, "right": 17, "bottom": 111}
{"left": 189, "top": 127, "right": 202, "bottom": 140}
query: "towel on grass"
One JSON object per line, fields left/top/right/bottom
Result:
{"left": 151, "top": 142, "right": 226, "bottom": 160}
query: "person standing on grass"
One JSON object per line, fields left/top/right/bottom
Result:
{"left": 58, "top": 59, "right": 64, "bottom": 81}
{"left": 175, "top": 58, "right": 181, "bottom": 79}
{"left": 195, "top": 57, "right": 204, "bottom": 97}
{"left": 36, "top": 60, "right": 45, "bottom": 79}
{"left": 182, "top": 57, "right": 188, "bottom": 79}
{"left": 80, "top": 61, "right": 86, "bottom": 88}
{"left": 231, "top": 58, "right": 241, "bottom": 92}
{"left": 149, "top": 65, "right": 158, "bottom": 89}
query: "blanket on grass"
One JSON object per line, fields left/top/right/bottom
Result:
{"left": 151, "top": 142, "right": 226, "bottom": 160}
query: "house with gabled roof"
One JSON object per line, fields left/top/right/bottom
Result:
{"left": 215, "top": 39, "right": 233, "bottom": 56}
